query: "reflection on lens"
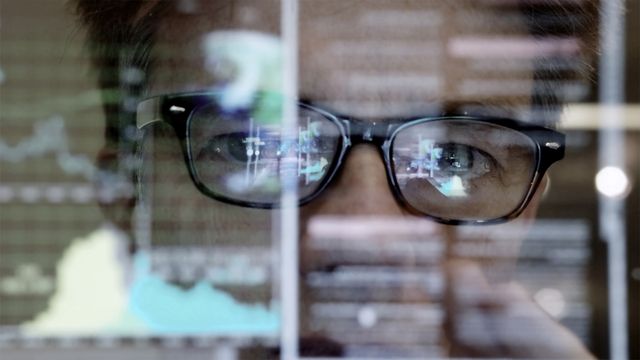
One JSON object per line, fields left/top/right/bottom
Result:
{"left": 188, "top": 103, "right": 341, "bottom": 204}
{"left": 392, "top": 119, "right": 536, "bottom": 221}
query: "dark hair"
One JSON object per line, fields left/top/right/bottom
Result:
{"left": 77, "top": 1, "right": 169, "bottom": 149}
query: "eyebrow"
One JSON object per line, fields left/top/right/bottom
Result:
{"left": 299, "top": 96, "right": 532, "bottom": 123}
{"left": 444, "top": 100, "right": 526, "bottom": 117}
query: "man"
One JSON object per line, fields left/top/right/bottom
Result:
{"left": 77, "top": 0, "right": 597, "bottom": 357}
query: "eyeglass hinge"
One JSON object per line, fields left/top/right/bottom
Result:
{"left": 169, "top": 105, "right": 186, "bottom": 113}
{"left": 545, "top": 142, "right": 561, "bottom": 150}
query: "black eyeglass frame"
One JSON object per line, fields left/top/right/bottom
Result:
{"left": 137, "top": 92, "right": 565, "bottom": 225}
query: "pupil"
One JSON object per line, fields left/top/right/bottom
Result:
{"left": 440, "top": 144, "right": 472, "bottom": 172}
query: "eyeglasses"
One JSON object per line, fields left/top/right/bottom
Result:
{"left": 137, "top": 92, "right": 565, "bottom": 225}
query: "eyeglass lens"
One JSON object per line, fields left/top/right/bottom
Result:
{"left": 188, "top": 103, "right": 342, "bottom": 204}
{"left": 391, "top": 120, "right": 537, "bottom": 221}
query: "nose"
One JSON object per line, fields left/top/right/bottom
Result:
{"left": 298, "top": 142, "right": 448, "bottom": 270}
{"left": 298, "top": 144, "right": 448, "bottom": 343}
{"left": 300, "top": 144, "right": 405, "bottom": 217}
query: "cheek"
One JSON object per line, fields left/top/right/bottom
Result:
{"left": 443, "top": 175, "right": 547, "bottom": 260}
{"left": 444, "top": 202, "right": 538, "bottom": 283}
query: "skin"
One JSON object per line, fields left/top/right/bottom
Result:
{"left": 126, "top": 0, "right": 594, "bottom": 357}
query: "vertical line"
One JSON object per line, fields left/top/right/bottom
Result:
{"left": 246, "top": 118, "right": 254, "bottom": 186}
{"left": 418, "top": 134, "right": 423, "bottom": 177}
{"left": 305, "top": 117, "right": 310, "bottom": 185}
{"left": 134, "top": 130, "right": 153, "bottom": 253}
{"left": 298, "top": 126, "right": 302, "bottom": 176}
{"left": 598, "top": 1, "right": 628, "bottom": 359}
{"left": 429, "top": 142, "right": 435, "bottom": 178}
{"left": 280, "top": 0, "right": 300, "bottom": 359}
{"left": 254, "top": 125, "right": 261, "bottom": 179}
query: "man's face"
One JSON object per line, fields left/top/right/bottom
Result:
{"left": 140, "top": 0, "right": 550, "bottom": 348}
{"left": 143, "top": 1, "right": 545, "bottom": 243}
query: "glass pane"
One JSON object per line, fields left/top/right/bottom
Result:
{"left": 1, "top": 0, "right": 638, "bottom": 359}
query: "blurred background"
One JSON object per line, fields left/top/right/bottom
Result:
{"left": 0, "top": 0, "right": 638, "bottom": 359}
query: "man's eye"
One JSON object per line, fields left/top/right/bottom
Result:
{"left": 196, "top": 129, "right": 338, "bottom": 165}
{"left": 404, "top": 140, "right": 494, "bottom": 181}
{"left": 196, "top": 131, "right": 285, "bottom": 163}
{"left": 196, "top": 132, "right": 252, "bottom": 163}
{"left": 395, "top": 140, "right": 498, "bottom": 198}
{"left": 435, "top": 143, "right": 493, "bottom": 180}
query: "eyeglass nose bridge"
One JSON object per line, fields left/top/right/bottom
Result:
{"left": 344, "top": 119, "right": 390, "bottom": 147}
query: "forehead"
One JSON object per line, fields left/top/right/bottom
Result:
{"left": 149, "top": 0, "right": 541, "bottom": 119}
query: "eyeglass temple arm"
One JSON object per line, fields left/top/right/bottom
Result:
{"left": 136, "top": 97, "right": 164, "bottom": 129}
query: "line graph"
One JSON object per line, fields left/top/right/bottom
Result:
{"left": 0, "top": 116, "right": 96, "bottom": 180}
{"left": 0, "top": 116, "right": 134, "bottom": 203}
